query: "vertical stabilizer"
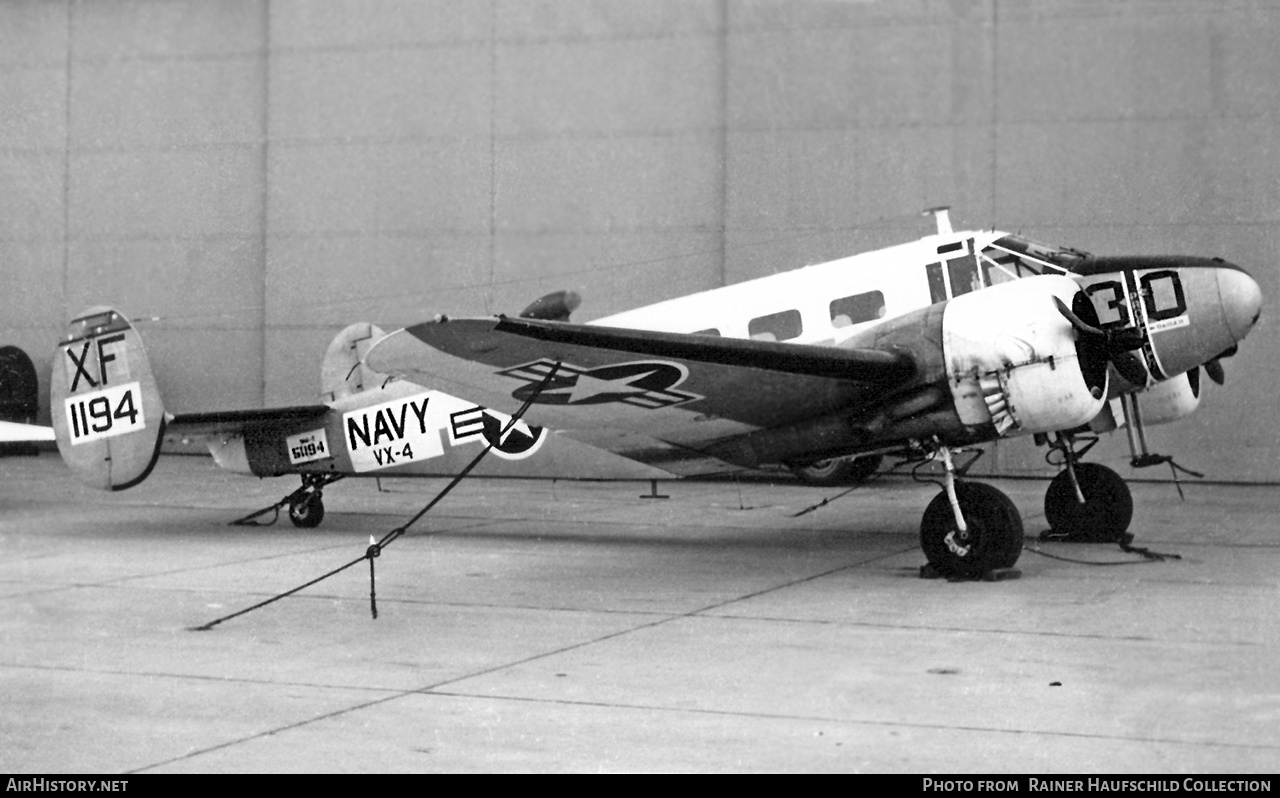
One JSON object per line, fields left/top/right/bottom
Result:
{"left": 50, "top": 307, "right": 166, "bottom": 490}
{"left": 320, "top": 322, "right": 390, "bottom": 402}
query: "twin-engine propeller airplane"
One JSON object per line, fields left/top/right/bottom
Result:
{"left": 51, "top": 209, "right": 1262, "bottom": 578}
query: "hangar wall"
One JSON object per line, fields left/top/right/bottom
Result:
{"left": 2, "top": 0, "right": 1276, "bottom": 482}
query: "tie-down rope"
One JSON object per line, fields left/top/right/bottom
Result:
{"left": 190, "top": 361, "right": 563, "bottom": 630}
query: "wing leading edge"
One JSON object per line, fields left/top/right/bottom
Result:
{"left": 485, "top": 316, "right": 913, "bottom": 381}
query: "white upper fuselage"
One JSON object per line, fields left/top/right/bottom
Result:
{"left": 588, "top": 225, "right": 1262, "bottom": 431}
{"left": 593, "top": 230, "right": 1016, "bottom": 346}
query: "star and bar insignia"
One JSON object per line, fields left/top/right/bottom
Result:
{"left": 498, "top": 359, "right": 702, "bottom": 409}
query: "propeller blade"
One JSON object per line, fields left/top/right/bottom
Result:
{"left": 1105, "top": 326, "right": 1147, "bottom": 353}
{"left": 1112, "top": 354, "right": 1150, "bottom": 388}
{"left": 1054, "top": 295, "right": 1147, "bottom": 367}
{"left": 1204, "top": 358, "right": 1225, "bottom": 385}
{"left": 1053, "top": 296, "right": 1103, "bottom": 336}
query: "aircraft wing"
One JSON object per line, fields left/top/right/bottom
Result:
{"left": 366, "top": 316, "right": 917, "bottom": 472}
{"left": 163, "top": 406, "right": 332, "bottom": 441}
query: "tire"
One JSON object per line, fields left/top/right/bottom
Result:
{"left": 1044, "top": 463, "right": 1132, "bottom": 542}
{"left": 791, "top": 454, "right": 884, "bottom": 486}
{"left": 288, "top": 492, "right": 325, "bottom": 528}
{"left": 920, "top": 481, "right": 1024, "bottom": 577}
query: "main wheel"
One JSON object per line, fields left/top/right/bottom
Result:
{"left": 791, "top": 454, "right": 883, "bottom": 486}
{"left": 920, "top": 482, "right": 1024, "bottom": 578}
{"left": 1044, "top": 463, "right": 1132, "bottom": 542}
{"left": 288, "top": 492, "right": 325, "bottom": 528}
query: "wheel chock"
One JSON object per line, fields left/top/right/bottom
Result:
{"left": 919, "top": 564, "right": 1022, "bottom": 581}
{"left": 981, "top": 567, "right": 1022, "bottom": 582}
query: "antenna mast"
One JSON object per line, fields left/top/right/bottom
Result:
{"left": 922, "top": 206, "right": 952, "bottom": 236}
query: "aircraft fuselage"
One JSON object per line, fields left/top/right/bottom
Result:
{"left": 594, "top": 229, "right": 1261, "bottom": 446}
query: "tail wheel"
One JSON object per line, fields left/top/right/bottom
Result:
{"left": 1044, "top": 463, "right": 1132, "bottom": 542}
{"left": 791, "top": 454, "right": 883, "bottom": 486}
{"left": 288, "top": 492, "right": 325, "bottom": 528}
{"left": 920, "top": 482, "right": 1024, "bottom": 577}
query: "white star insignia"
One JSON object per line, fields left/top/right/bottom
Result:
{"left": 548, "top": 370, "right": 657, "bottom": 403}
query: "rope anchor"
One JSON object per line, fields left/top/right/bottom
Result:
{"left": 190, "top": 363, "right": 562, "bottom": 631}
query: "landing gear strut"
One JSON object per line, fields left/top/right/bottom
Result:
{"left": 1042, "top": 433, "right": 1132, "bottom": 543}
{"left": 231, "top": 473, "right": 345, "bottom": 528}
{"left": 918, "top": 446, "right": 1023, "bottom": 578}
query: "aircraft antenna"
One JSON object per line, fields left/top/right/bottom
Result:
{"left": 922, "top": 206, "right": 952, "bottom": 236}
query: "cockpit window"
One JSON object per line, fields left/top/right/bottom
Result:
{"left": 981, "top": 235, "right": 1091, "bottom": 283}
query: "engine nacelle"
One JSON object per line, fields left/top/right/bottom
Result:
{"left": 942, "top": 275, "right": 1108, "bottom": 436}
{"left": 1089, "top": 368, "right": 1201, "bottom": 433}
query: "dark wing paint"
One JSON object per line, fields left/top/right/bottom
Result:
{"left": 487, "top": 316, "right": 913, "bottom": 380}
{"left": 366, "top": 316, "right": 918, "bottom": 468}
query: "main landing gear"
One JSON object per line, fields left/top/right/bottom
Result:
{"left": 918, "top": 446, "right": 1023, "bottom": 579}
{"left": 231, "top": 473, "right": 345, "bottom": 528}
{"left": 790, "top": 453, "right": 884, "bottom": 486}
{"left": 1041, "top": 433, "right": 1133, "bottom": 543}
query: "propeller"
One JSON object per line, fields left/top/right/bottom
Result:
{"left": 519, "top": 290, "right": 581, "bottom": 322}
{"left": 1203, "top": 359, "right": 1225, "bottom": 385}
{"left": 1202, "top": 345, "right": 1235, "bottom": 385}
{"left": 1053, "top": 295, "right": 1149, "bottom": 387}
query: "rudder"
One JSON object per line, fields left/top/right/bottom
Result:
{"left": 51, "top": 307, "right": 166, "bottom": 490}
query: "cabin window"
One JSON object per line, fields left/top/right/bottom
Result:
{"left": 748, "top": 309, "right": 802, "bottom": 341}
{"left": 829, "top": 291, "right": 886, "bottom": 328}
{"left": 692, "top": 328, "right": 721, "bottom": 337}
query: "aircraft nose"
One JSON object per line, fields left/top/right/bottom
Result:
{"left": 1217, "top": 266, "right": 1263, "bottom": 344}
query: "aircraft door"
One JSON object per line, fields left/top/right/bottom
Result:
{"left": 926, "top": 238, "right": 983, "bottom": 304}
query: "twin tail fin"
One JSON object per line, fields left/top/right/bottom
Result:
{"left": 51, "top": 307, "right": 166, "bottom": 490}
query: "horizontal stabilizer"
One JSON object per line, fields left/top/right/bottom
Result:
{"left": 0, "top": 420, "right": 55, "bottom": 442}
{"left": 166, "top": 406, "right": 332, "bottom": 441}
